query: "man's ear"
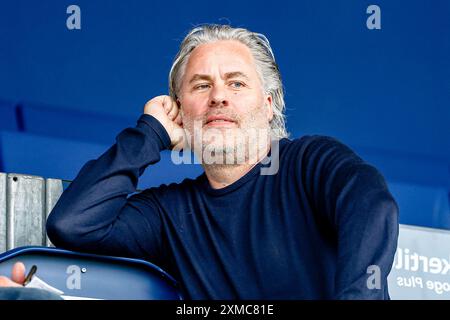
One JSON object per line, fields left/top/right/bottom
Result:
{"left": 176, "top": 97, "right": 184, "bottom": 128}
{"left": 265, "top": 94, "right": 273, "bottom": 122}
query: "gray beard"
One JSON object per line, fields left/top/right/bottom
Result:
{"left": 182, "top": 109, "right": 271, "bottom": 166}
{"left": 201, "top": 139, "right": 248, "bottom": 165}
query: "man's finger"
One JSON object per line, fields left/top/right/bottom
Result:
{"left": 0, "top": 275, "right": 22, "bottom": 287}
{"left": 11, "top": 262, "right": 26, "bottom": 284}
{"left": 168, "top": 103, "right": 179, "bottom": 120}
{"left": 162, "top": 96, "right": 172, "bottom": 113}
{"left": 174, "top": 112, "right": 183, "bottom": 125}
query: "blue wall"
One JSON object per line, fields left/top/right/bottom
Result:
{"left": 0, "top": 0, "right": 449, "bottom": 229}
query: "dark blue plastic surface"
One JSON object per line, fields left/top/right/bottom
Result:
{"left": 0, "top": 246, "right": 183, "bottom": 300}
{"left": 0, "top": 130, "right": 203, "bottom": 188}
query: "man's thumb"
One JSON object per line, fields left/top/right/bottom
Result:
{"left": 11, "top": 262, "right": 26, "bottom": 284}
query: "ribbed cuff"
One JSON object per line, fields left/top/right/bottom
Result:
{"left": 137, "top": 114, "right": 171, "bottom": 150}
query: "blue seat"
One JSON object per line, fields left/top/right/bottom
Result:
{"left": 0, "top": 130, "right": 203, "bottom": 189}
{"left": 354, "top": 145, "right": 449, "bottom": 188}
{"left": 0, "top": 130, "right": 108, "bottom": 181}
{"left": 20, "top": 102, "right": 136, "bottom": 145}
{"left": 0, "top": 246, "right": 182, "bottom": 300}
{"left": 388, "top": 182, "right": 449, "bottom": 230}
{"left": 0, "top": 100, "right": 19, "bottom": 132}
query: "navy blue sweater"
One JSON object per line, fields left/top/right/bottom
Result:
{"left": 46, "top": 114, "right": 399, "bottom": 299}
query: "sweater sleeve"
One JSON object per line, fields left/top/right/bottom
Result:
{"left": 299, "top": 136, "right": 399, "bottom": 299}
{"left": 46, "top": 114, "right": 171, "bottom": 264}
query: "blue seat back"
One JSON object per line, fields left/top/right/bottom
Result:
{"left": 0, "top": 246, "right": 183, "bottom": 300}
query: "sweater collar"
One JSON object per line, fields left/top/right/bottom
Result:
{"left": 197, "top": 138, "right": 288, "bottom": 196}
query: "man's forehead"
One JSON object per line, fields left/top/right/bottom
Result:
{"left": 188, "top": 71, "right": 251, "bottom": 83}
{"left": 183, "top": 41, "right": 258, "bottom": 79}
{"left": 190, "top": 39, "right": 253, "bottom": 57}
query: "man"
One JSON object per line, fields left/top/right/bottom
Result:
{"left": 0, "top": 24, "right": 399, "bottom": 299}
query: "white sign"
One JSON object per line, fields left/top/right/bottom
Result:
{"left": 388, "top": 225, "right": 450, "bottom": 299}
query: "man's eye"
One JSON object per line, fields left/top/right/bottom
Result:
{"left": 194, "top": 84, "right": 210, "bottom": 90}
{"left": 230, "top": 81, "right": 244, "bottom": 89}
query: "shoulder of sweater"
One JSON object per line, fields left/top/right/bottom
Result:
{"left": 278, "top": 135, "right": 368, "bottom": 176}
{"left": 280, "top": 134, "right": 352, "bottom": 155}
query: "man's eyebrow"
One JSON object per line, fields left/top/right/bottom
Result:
{"left": 224, "top": 71, "right": 250, "bottom": 80}
{"left": 189, "top": 74, "right": 213, "bottom": 84}
{"left": 188, "top": 72, "right": 250, "bottom": 84}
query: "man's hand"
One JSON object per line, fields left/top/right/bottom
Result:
{"left": 0, "top": 262, "right": 26, "bottom": 287}
{"left": 144, "top": 95, "right": 186, "bottom": 150}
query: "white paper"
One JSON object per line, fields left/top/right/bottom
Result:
{"left": 24, "top": 275, "right": 65, "bottom": 296}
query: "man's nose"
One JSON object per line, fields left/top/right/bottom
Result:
{"left": 209, "top": 85, "right": 229, "bottom": 108}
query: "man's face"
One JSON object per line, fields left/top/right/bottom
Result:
{"left": 178, "top": 40, "right": 273, "bottom": 164}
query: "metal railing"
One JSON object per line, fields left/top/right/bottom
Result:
{"left": 0, "top": 172, "right": 63, "bottom": 252}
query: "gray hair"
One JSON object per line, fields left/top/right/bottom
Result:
{"left": 169, "top": 24, "right": 289, "bottom": 139}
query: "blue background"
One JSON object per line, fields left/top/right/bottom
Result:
{"left": 0, "top": 0, "right": 449, "bottom": 229}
